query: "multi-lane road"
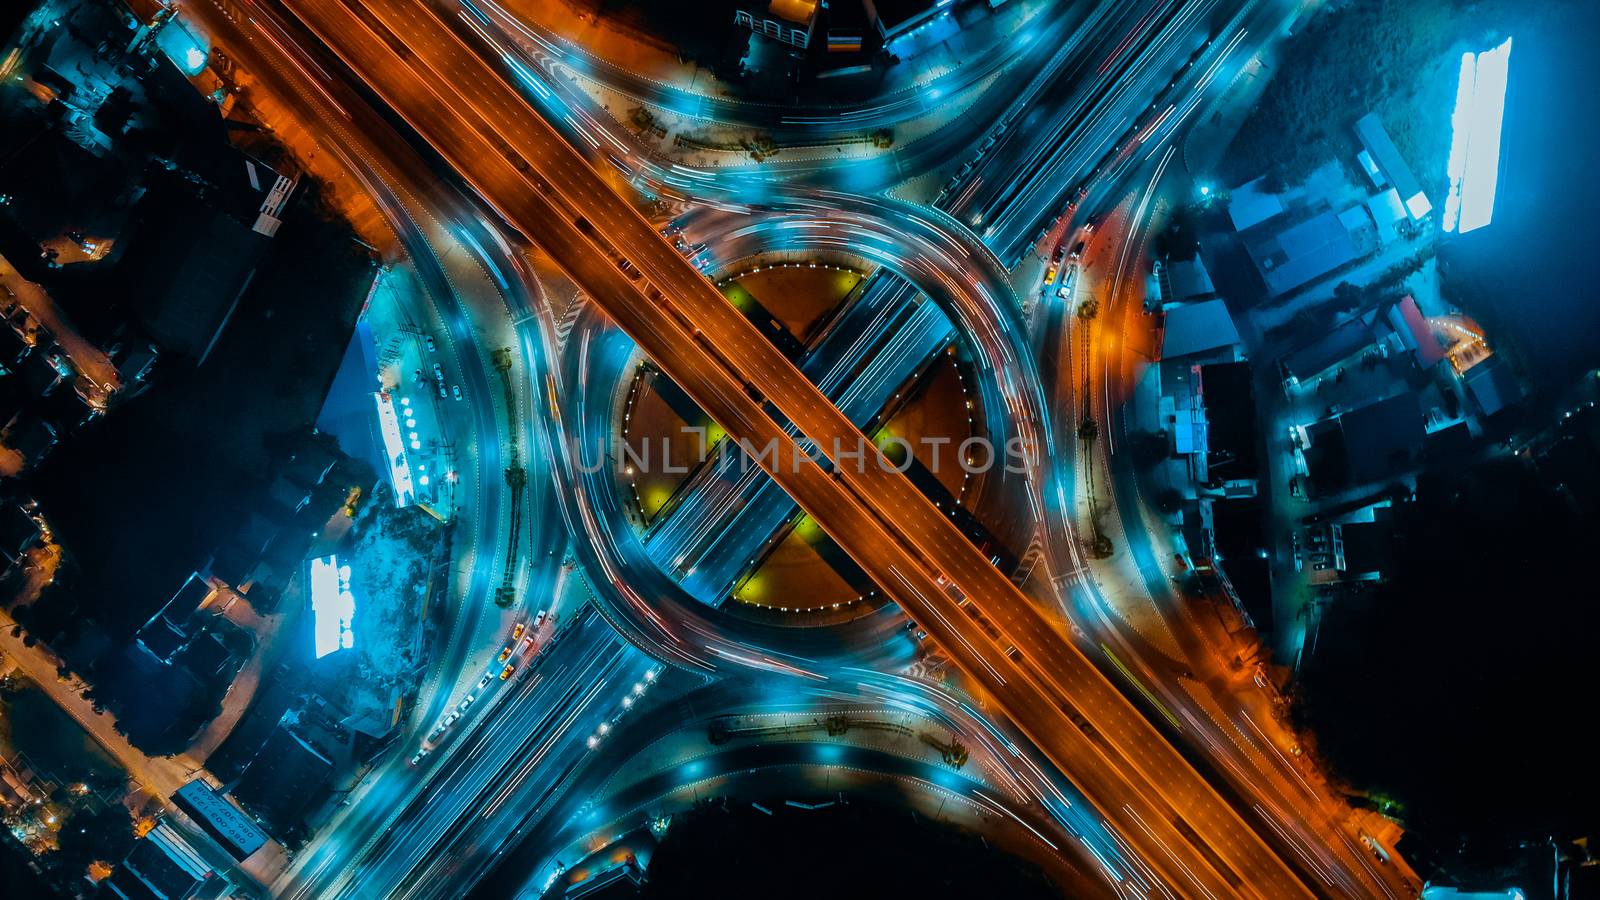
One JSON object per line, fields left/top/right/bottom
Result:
{"left": 154, "top": 0, "right": 1424, "bottom": 895}
{"left": 265, "top": 0, "right": 1343, "bottom": 895}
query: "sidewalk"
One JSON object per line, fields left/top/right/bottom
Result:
{"left": 0, "top": 608, "right": 204, "bottom": 802}
{"left": 184, "top": 590, "right": 295, "bottom": 764}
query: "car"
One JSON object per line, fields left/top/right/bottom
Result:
{"left": 437, "top": 381, "right": 448, "bottom": 399}
{"left": 410, "top": 750, "right": 427, "bottom": 766}
{"left": 498, "top": 645, "right": 513, "bottom": 663}
{"left": 45, "top": 347, "right": 75, "bottom": 379}
{"left": 534, "top": 609, "right": 548, "bottom": 626}
{"left": 458, "top": 694, "right": 475, "bottom": 711}
{"left": 933, "top": 574, "right": 966, "bottom": 604}
{"left": 499, "top": 663, "right": 515, "bottom": 680}
{"left": 424, "top": 335, "right": 437, "bottom": 352}
{"left": 476, "top": 674, "right": 492, "bottom": 690}
{"left": 432, "top": 362, "right": 445, "bottom": 382}
{"left": 451, "top": 384, "right": 463, "bottom": 401}
{"left": 512, "top": 622, "right": 526, "bottom": 641}
{"left": 1069, "top": 240, "right": 1086, "bottom": 259}
{"left": 1312, "top": 561, "right": 1331, "bottom": 571}
{"left": 521, "top": 635, "right": 535, "bottom": 652}
{"left": 443, "top": 711, "right": 460, "bottom": 727}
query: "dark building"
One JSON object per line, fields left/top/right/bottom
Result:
{"left": 0, "top": 500, "right": 44, "bottom": 574}
{"left": 2, "top": 412, "right": 58, "bottom": 468}
{"left": 1280, "top": 313, "right": 1379, "bottom": 386}
{"left": 123, "top": 190, "right": 267, "bottom": 365}
{"left": 210, "top": 512, "right": 277, "bottom": 587}
{"left": 135, "top": 574, "right": 211, "bottom": 663}
{"left": 1339, "top": 510, "right": 1396, "bottom": 579}
{"left": 0, "top": 327, "right": 33, "bottom": 372}
{"left": 231, "top": 713, "right": 336, "bottom": 834}
{"left": 283, "top": 441, "right": 339, "bottom": 490}
{"left": 734, "top": 0, "right": 819, "bottom": 48}
{"left": 862, "top": 0, "right": 944, "bottom": 42}
{"left": 171, "top": 781, "right": 270, "bottom": 862}
{"left": 102, "top": 822, "right": 229, "bottom": 900}
{"left": 1198, "top": 362, "right": 1259, "bottom": 484}
{"left": 1462, "top": 355, "right": 1520, "bottom": 419}
{"left": 1305, "top": 393, "right": 1426, "bottom": 492}
{"left": 1340, "top": 393, "right": 1425, "bottom": 485}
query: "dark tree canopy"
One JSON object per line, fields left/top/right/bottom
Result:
{"left": 1297, "top": 451, "right": 1600, "bottom": 843}
{"left": 1225, "top": 0, "right": 1524, "bottom": 190}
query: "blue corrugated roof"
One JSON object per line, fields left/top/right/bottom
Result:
{"left": 1161, "top": 300, "right": 1240, "bottom": 360}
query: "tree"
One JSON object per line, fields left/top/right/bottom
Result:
{"left": 1331, "top": 280, "right": 1364, "bottom": 311}
{"left": 628, "top": 106, "right": 658, "bottom": 133}
{"left": 1131, "top": 430, "right": 1170, "bottom": 469}
{"left": 1153, "top": 204, "right": 1203, "bottom": 261}
{"left": 52, "top": 805, "right": 134, "bottom": 872}
{"left": 1223, "top": 0, "right": 1491, "bottom": 188}
{"left": 1155, "top": 489, "right": 1183, "bottom": 515}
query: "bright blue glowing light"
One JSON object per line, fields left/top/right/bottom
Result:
{"left": 1443, "top": 37, "right": 1512, "bottom": 234}
{"left": 309, "top": 555, "right": 356, "bottom": 659}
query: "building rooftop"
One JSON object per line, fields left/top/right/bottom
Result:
{"left": 1160, "top": 299, "right": 1241, "bottom": 361}
{"left": 866, "top": 0, "right": 942, "bottom": 34}
{"left": 1386, "top": 295, "right": 1445, "bottom": 368}
{"left": 105, "top": 821, "right": 227, "bottom": 900}
{"left": 1463, "top": 354, "right": 1520, "bottom": 418}
{"left": 266, "top": 474, "right": 312, "bottom": 521}
{"left": 1340, "top": 393, "right": 1426, "bottom": 485}
{"left": 1281, "top": 313, "right": 1378, "bottom": 384}
{"left": 172, "top": 780, "right": 271, "bottom": 862}
{"left": 1341, "top": 515, "right": 1395, "bottom": 577}
{"left": 1365, "top": 187, "right": 1408, "bottom": 245}
{"left": 2, "top": 412, "right": 57, "bottom": 463}
{"left": 232, "top": 714, "right": 336, "bottom": 833}
{"left": 284, "top": 440, "right": 340, "bottom": 488}
{"left": 1354, "top": 113, "right": 1430, "bottom": 219}
{"left": 1199, "top": 362, "right": 1258, "bottom": 482}
{"left": 0, "top": 502, "right": 42, "bottom": 561}
{"left": 136, "top": 615, "right": 188, "bottom": 663}
{"left": 1166, "top": 257, "right": 1216, "bottom": 302}
{"left": 1245, "top": 208, "right": 1367, "bottom": 297}
{"left": 1226, "top": 176, "right": 1286, "bottom": 231}
{"left": 0, "top": 327, "right": 32, "bottom": 369}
